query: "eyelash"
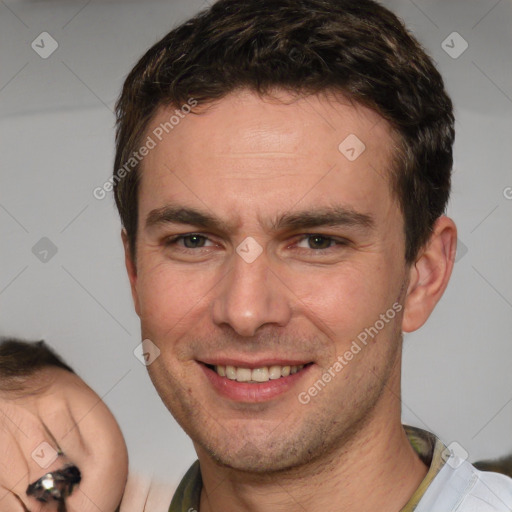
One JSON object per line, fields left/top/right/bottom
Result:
{"left": 163, "top": 233, "right": 349, "bottom": 253}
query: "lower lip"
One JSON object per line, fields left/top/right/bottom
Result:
{"left": 200, "top": 363, "right": 313, "bottom": 403}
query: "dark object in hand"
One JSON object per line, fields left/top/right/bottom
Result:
{"left": 26, "top": 465, "right": 81, "bottom": 503}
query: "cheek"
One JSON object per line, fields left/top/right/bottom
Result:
{"left": 136, "top": 262, "right": 214, "bottom": 333}
{"left": 289, "top": 259, "right": 403, "bottom": 368}
{"left": 291, "top": 262, "right": 385, "bottom": 328}
{"left": 135, "top": 250, "right": 402, "bottom": 346}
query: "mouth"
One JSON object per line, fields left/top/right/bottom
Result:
{"left": 206, "top": 363, "right": 308, "bottom": 383}
{"left": 199, "top": 361, "right": 314, "bottom": 403}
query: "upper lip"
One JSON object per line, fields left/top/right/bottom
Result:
{"left": 199, "top": 357, "right": 312, "bottom": 368}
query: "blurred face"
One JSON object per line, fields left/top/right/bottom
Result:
{"left": 124, "top": 89, "right": 410, "bottom": 473}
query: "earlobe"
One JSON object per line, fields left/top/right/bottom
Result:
{"left": 402, "top": 215, "right": 457, "bottom": 333}
{"left": 121, "top": 229, "right": 141, "bottom": 317}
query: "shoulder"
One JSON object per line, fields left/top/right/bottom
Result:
{"left": 463, "top": 467, "right": 512, "bottom": 511}
{"left": 417, "top": 454, "right": 512, "bottom": 511}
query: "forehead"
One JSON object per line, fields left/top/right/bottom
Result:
{"left": 138, "top": 89, "right": 399, "bottom": 230}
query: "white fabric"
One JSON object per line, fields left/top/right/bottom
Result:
{"left": 416, "top": 454, "right": 512, "bottom": 511}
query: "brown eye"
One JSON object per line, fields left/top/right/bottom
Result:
{"left": 295, "top": 234, "right": 347, "bottom": 251}
{"left": 306, "top": 235, "right": 333, "bottom": 250}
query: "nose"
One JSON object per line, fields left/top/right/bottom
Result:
{"left": 211, "top": 246, "right": 292, "bottom": 337}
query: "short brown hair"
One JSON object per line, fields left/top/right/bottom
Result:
{"left": 113, "top": 0, "right": 454, "bottom": 264}
{"left": 0, "top": 338, "right": 75, "bottom": 393}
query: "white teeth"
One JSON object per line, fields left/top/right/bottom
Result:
{"left": 268, "top": 365, "right": 282, "bottom": 380}
{"left": 236, "top": 367, "right": 252, "bottom": 382}
{"left": 213, "top": 364, "right": 305, "bottom": 382}
{"left": 225, "top": 365, "right": 237, "bottom": 379}
{"left": 252, "top": 367, "right": 269, "bottom": 382}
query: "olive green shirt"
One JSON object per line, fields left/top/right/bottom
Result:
{"left": 168, "top": 424, "right": 447, "bottom": 511}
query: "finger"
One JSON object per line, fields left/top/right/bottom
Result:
{"left": 0, "top": 488, "right": 31, "bottom": 512}
{"left": 0, "top": 402, "right": 70, "bottom": 511}
{"left": 1, "top": 390, "right": 92, "bottom": 512}
{"left": 35, "top": 372, "right": 128, "bottom": 512}
{"left": 29, "top": 395, "right": 96, "bottom": 511}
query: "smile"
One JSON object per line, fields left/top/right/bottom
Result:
{"left": 209, "top": 364, "right": 306, "bottom": 383}
{"left": 200, "top": 361, "right": 314, "bottom": 402}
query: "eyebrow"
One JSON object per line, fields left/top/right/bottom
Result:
{"left": 145, "top": 204, "right": 375, "bottom": 234}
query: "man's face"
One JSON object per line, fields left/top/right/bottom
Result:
{"left": 125, "top": 89, "right": 411, "bottom": 472}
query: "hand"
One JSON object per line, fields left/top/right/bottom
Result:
{"left": 0, "top": 365, "right": 128, "bottom": 512}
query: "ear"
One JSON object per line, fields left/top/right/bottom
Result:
{"left": 121, "top": 229, "right": 141, "bottom": 317}
{"left": 402, "top": 215, "right": 457, "bottom": 332}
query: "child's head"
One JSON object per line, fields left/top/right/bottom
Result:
{"left": 0, "top": 337, "right": 129, "bottom": 512}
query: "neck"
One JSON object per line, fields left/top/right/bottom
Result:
{"left": 197, "top": 385, "right": 428, "bottom": 512}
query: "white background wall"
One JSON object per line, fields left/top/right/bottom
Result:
{"left": 1, "top": 0, "right": 511, "bottom": 484}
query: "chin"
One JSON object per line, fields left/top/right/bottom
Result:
{"left": 196, "top": 427, "right": 326, "bottom": 475}
{"left": 208, "top": 448, "right": 302, "bottom": 474}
